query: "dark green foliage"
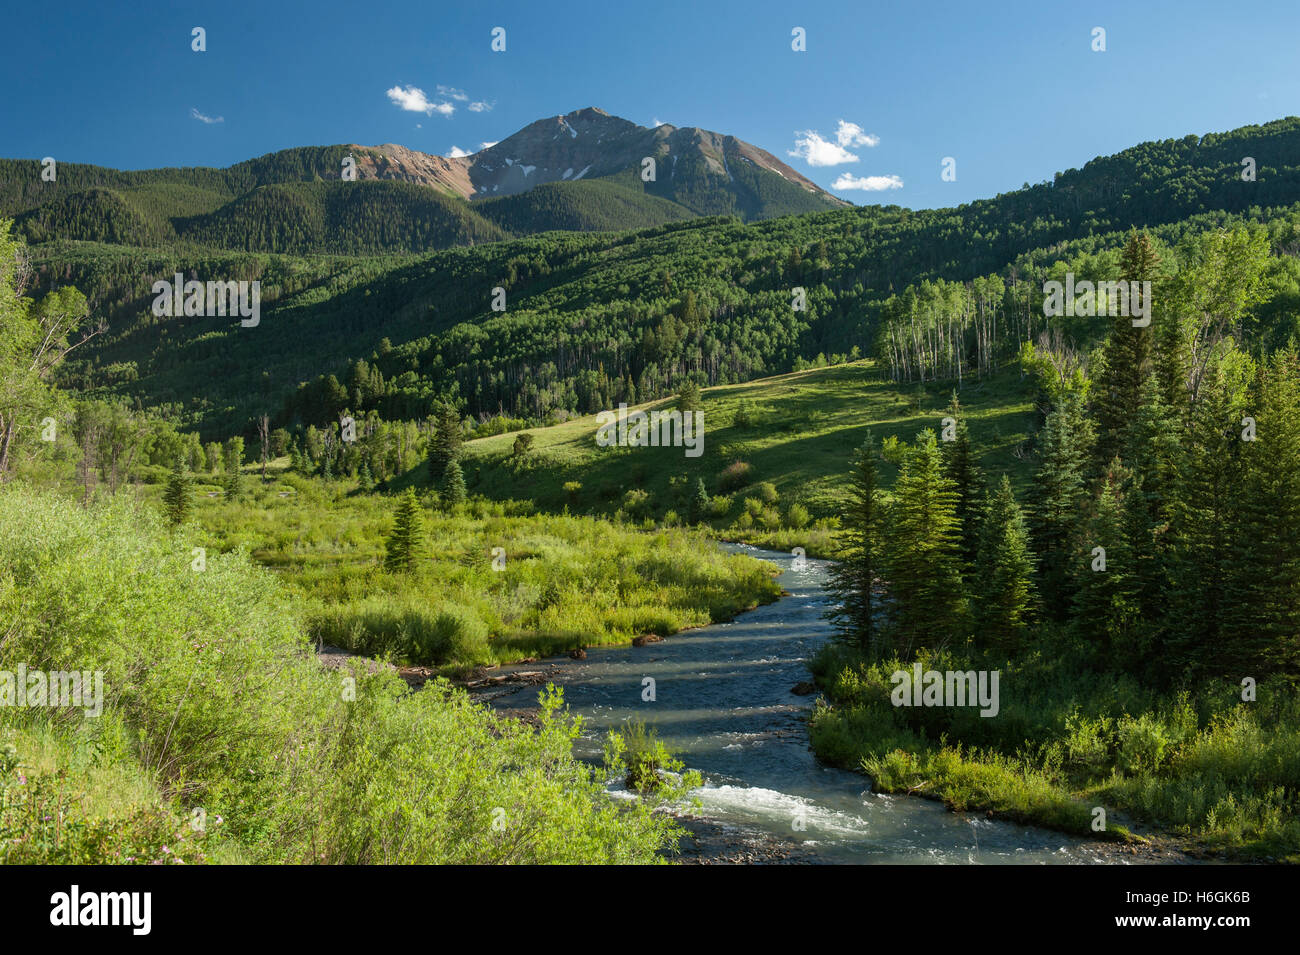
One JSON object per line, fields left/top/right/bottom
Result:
{"left": 881, "top": 430, "right": 966, "bottom": 653}
{"left": 676, "top": 381, "right": 701, "bottom": 413}
{"left": 1163, "top": 361, "right": 1247, "bottom": 677}
{"left": 511, "top": 432, "right": 534, "bottom": 457}
{"left": 971, "top": 475, "right": 1036, "bottom": 651}
{"left": 1093, "top": 232, "right": 1161, "bottom": 468}
{"left": 1224, "top": 349, "right": 1300, "bottom": 676}
{"left": 1029, "top": 394, "right": 1095, "bottom": 615}
{"left": 1070, "top": 459, "right": 1141, "bottom": 664}
{"left": 426, "top": 403, "right": 462, "bottom": 484}
{"left": 941, "top": 391, "right": 983, "bottom": 565}
{"left": 440, "top": 459, "right": 467, "bottom": 510}
{"left": 689, "top": 478, "right": 709, "bottom": 524}
{"left": 161, "top": 463, "right": 192, "bottom": 527}
{"left": 826, "top": 435, "right": 882, "bottom": 655}
{"left": 383, "top": 488, "right": 425, "bottom": 572}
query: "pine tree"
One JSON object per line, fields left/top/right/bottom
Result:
{"left": 941, "top": 391, "right": 983, "bottom": 566}
{"left": 971, "top": 475, "right": 1036, "bottom": 651}
{"left": 440, "top": 459, "right": 467, "bottom": 510}
{"left": 677, "top": 381, "right": 702, "bottom": 414}
{"left": 384, "top": 488, "right": 425, "bottom": 572}
{"left": 223, "top": 465, "right": 244, "bottom": 500}
{"left": 826, "top": 434, "right": 882, "bottom": 654}
{"left": 1115, "top": 375, "right": 1180, "bottom": 665}
{"left": 689, "top": 478, "right": 709, "bottom": 524}
{"left": 427, "top": 402, "right": 462, "bottom": 484}
{"left": 1029, "top": 393, "right": 1095, "bottom": 616}
{"left": 1224, "top": 349, "right": 1300, "bottom": 676}
{"left": 162, "top": 462, "right": 192, "bottom": 528}
{"left": 358, "top": 460, "right": 373, "bottom": 491}
{"left": 1071, "top": 458, "right": 1141, "bottom": 664}
{"left": 1164, "top": 358, "right": 1247, "bottom": 678}
{"left": 1093, "top": 231, "right": 1161, "bottom": 468}
{"left": 882, "top": 430, "right": 966, "bottom": 654}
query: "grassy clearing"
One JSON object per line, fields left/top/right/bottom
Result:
{"left": 461, "top": 360, "right": 1037, "bottom": 542}
{"left": 142, "top": 471, "right": 783, "bottom": 669}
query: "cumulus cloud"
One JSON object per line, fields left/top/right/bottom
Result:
{"left": 386, "top": 85, "right": 454, "bottom": 117}
{"left": 831, "top": 172, "right": 903, "bottom": 191}
{"left": 479, "top": 141, "right": 498, "bottom": 150}
{"left": 437, "top": 85, "right": 469, "bottom": 101}
{"left": 789, "top": 120, "right": 881, "bottom": 167}
{"left": 447, "top": 145, "right": 472, "bottom": 158}
{"left": 789, "top": 130, "right": 859, "bottom": 166}
{"left": 835, "top": 120, "right": 879, "bottom": 148}
{"left": 468, "top": 101, "right": 492, "bottom": 112}
{"left": 652, "top": 117, "right": 665, "bottom": 127}
{"left": 190, "top": 107, "right": 224, "bottom": 124}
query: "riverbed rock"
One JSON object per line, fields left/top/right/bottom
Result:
{"left": 632, "top": 634, "right": 664, "bottom": 647}
{"left": 791, "top": 681, "right": 816, "bottom": 696}
{"left": 569, "top": 648, "right": 587, "bottom": 659}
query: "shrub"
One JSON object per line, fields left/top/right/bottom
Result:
{"left": 717, "top": 460, "right": 753, "bottom": 493}
{"left": 786, "top": 503, "right": 811, "bottom": 529}
{"left": 622, "top": 488, "right": 652, "bottom": 519}
{"left": 1117, "top": 714, "right": 1172, "bottom": 775}
{"left": 604, "top": 718, "right": 700, "bottom": 798}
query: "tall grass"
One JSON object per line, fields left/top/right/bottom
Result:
{"left": 0, "top": 484, "right": 688, "bottom": 863}
{"left": 808, "top": 641, "right": 1300, "bottom": 859}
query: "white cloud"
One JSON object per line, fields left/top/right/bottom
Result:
{"left": 468, "top": 101, "right": 492, "bottom": 112}
{"left": 437, "top": 85, "right": 469, "bottom": 101}
{"left": 479, "top": 141, "right": 498, "bottom": 150}
{"left": 652, "top": 117, "right": 665, "bottom": 127}
{"left": 190, "top": 107, "right": 224, "bottom": 124}
{"left": 386, "top": 85, "right": 454, "bottom": 116}
{"left": 831, "top": 173, "right": 903, "bottom": 191}
{"left": 789, "top": 130, "right": 859, "bottom": 167}
{"left": 447, "top": 145, "right": 472, "bottom": 158}
{"left": 835, "top": 120, "right": 879, "bottom": 148}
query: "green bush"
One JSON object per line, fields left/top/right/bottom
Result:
{"left": 0, "top": 485, "right": 689, "bottom": 864}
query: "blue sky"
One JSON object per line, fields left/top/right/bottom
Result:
{"left": 3, "top": 0, "right": 1298, "bottom": 209}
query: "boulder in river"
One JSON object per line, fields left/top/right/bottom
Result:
{"left": 791, "top": 681, "right": 816, "bottom": 696}
{"left": 632, "top": 634, "right": 664, "bottom": 647}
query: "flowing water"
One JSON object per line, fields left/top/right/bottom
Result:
{"left": 478, "top": 543, "right": 1135, "bottom": 864}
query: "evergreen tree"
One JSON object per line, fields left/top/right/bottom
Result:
{"left": 358, "top": 460, "right": 373, "bottom": 491}
{"left": 940, "top": 391, "right": 983, "bottom": 566}
{"left": 1071, "top": 459, "right": 1141, "bottom": 664}
{"left": 826, "top": 434, "right": 882, "bottom": 654}
{"left": 1164, "top": 357, "right": 1247, "bottom": 678}
{"left": 427, "top": 402, "right": 462, "bottom": 484}
{"left": 882, "top": 430, "right": 966, "bottom": 654}
{"left": 1224, "top": 349, "right": 1300, "bottom": 676}
{"left": 384, "top": 488, "right": 425, "bottom": 572}
{"left": 1120, "top": 375, "right": 1181, "bottom": 668}
{"left": 677, "top": 380, "right": 702, "bottom": 414}
{"left": 971, "top": 475, "right": 1036, "bottom": 651}
{"left": 1029, "top": 393, "right": 1095, "bottom": 615}
{"left": 689, "top": 478, "right": 709, "bottom": 524}
{"left": 1093, "top": 231, "right": 1161, "bottom": 467}
{"left": 162, "top": 462, "right": 192, "bottom": 528}
{"left": 440, "top": 458, "right": 467, "bottom": 510}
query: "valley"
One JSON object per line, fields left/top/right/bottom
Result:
{"left": 4, "top": 102, "right": 1300, "bottom": 869}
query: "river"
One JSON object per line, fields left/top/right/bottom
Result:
{"left": 475, "top": 542, "right": 1142, "bottom": 864}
